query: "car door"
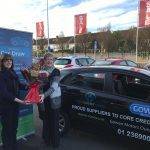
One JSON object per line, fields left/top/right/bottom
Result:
{"left": 104, "top": 71, "right": 150, "bottom": 142}
{"left": 61, "top": 69, "right": 113, "bottom": 127}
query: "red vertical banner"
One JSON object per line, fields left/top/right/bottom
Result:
{"left": 75, "top": 14, "right": 87, "bottom": 35}
{"left": 139, "top": 0, "right": 150, "bottom": 27}
{"left": 36, "top": 22, "right": 44, "bottom": 37}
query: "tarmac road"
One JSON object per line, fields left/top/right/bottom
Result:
{"left": 0, "top": 106, "right": 149, "bottom": 150}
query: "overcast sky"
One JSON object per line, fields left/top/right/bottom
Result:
{"left": 0, "top": 0, "right": 138, "bottom": 39}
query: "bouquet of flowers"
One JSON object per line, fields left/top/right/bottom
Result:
{"left": 20, "top": 60, "right": 49, "bottom": 103}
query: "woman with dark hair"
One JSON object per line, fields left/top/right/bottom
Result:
{"left": 39, "top": 52, "right": 61, "bottom": 148}
{"left": 0, "top": 53, "right": 29, "bottom": 150}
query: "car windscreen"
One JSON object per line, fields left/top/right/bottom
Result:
{"left": 54, "top": 59, "right": 71, "bottom": 65}
{"left": 60, "top": 69, "right": 72, "bottom": 80}
{"left": 143, "top": 63, "right": 150, "bottom": 70}
{"left": 94, "top": 60, "right": 112, "bottom": 65}
{"left": 87, "top": 58, "right": 95, "bottom": 65}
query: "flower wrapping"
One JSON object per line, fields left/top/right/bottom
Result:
{"left": 21, "top": 60, "right": 49, "bottom": 103}
{"left": 24, "top": 82, "right": 40, "bottom": 103}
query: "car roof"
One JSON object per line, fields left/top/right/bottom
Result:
{"left": 99, "top": 58, "right": 125, "bottom": 62}
{"left": 61, "top": 65, "right": 150, "bottom": 77}
{"left": 57, "top": 56, "right": 91, "bottom": 59}
{"left": 105, "top": 58, "right": 124, "bottom": 60}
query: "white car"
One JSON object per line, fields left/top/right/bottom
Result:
{"left": 54, "top": 56, "right": 95, "bottom": 69}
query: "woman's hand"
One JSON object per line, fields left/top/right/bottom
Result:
{"left": 14, "top": 98, "right": 32, "bottom": 105}
{"left": 24, "top": 100, "right": 32, "bottom": 105}
{"left": 39, "top": 94, "right": 45, "bottom": 103}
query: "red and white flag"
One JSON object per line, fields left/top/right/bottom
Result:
{"left": 75, "top": 14, "right": 87, "bottom": 35}
{"left": 36, "top": 21, "right": 44, "bottom": 37}
{"left": 139, "top": 0, "right": 150, "bottom": 27}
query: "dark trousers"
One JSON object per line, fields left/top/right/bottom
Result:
{"left": 42, "top": 108, "right": 60, "bottom": 148}
{"left": 1, "top": 107, "right": 19, "bottom": 150}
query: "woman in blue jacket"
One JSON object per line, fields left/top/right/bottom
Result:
{"left": 0, "top": 54, "right": 29, "bottom": 150}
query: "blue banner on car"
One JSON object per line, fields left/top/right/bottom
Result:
{"left": 130, "top": 104, "right": 150, "bottom": 118}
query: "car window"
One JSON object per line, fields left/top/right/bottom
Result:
{"left": 94, "top": 60, "right": 112, "bottom": 65}
{"left": 87, "top": 58, "right": 95, "bottom": 65}
{"left": 126, "top": 60, "right": 138, "bottom": 67}
{"left": 76, "top": 58, "right": 88, "bottom": 66}
{"left": 54, "top": 59, "right": 71, "bottom": 65}
{"left": 112, "top": 73, "right": 150, "bottom": 100}
{"left": 120, "top": 61, "right": 127, "bottom": 65}
{"left": 66, "top": 72, "right": 105, "bottom": 91}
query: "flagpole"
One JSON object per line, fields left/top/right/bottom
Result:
{"left": 35, "top": 23, "right": 38, "bottom": 57}
{"left": 47, "top": 0, "right": 50, "bottom": 51}
{"left": 135, "top": 27, "right": 139, "bottom": 63}
{"left": 136, "top": 0, "right": 140, "bottom": 63}
{"left": 74, "top": 36, "right": 76, "bottom": 56}
{"left": 74, "top": 15, "right": 76, "bottom": 56}
{"left": 36, "top": 36, "right": 38, "bottom": 57}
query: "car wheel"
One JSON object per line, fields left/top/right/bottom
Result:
{"left": 59, "top": 111, "right": 70, "bottom": 136}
